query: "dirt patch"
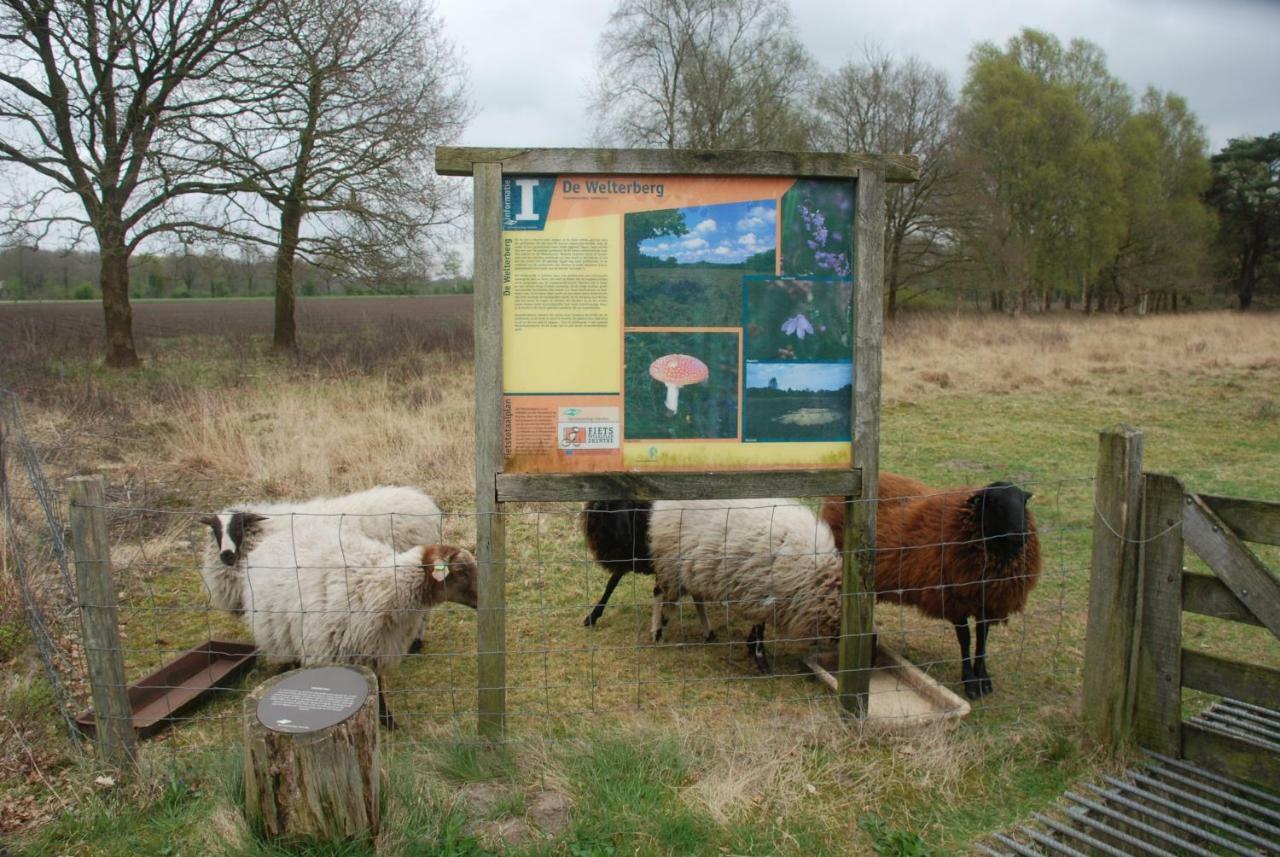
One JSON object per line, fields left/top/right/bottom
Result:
{"left": 526, "top": 789, "right": 572, "bottom": 835}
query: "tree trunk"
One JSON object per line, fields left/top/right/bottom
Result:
{"left": 1171, "top": 290, "right": 1178, "bottom": 313}
{"left": 273, "top": 201, "right": 303, "bottom": 352}
{"left": 98, "top": 230, "right": 140, "bottom": 368}
{"left": 885, "top": 240, "right": 901, "bottom": 321}
{"left": 243, "top": 665, "right": 381, "bottom": 844}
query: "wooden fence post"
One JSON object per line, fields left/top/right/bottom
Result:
{"left": 66, "top": 475, "right": 136, "bottom": 770}
{"left": 1082, "top": 426, "right": 1144, "bottom": 750}
{"left": 1133, "top": 473, "right": 1185, "bottom": 756}
{"left": 838, "top": 167, "right": 885, "bottom": 717}
{"left": 473, "top": 161, "right": 507, "bottom": 740}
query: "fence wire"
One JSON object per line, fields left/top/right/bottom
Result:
{"left": 1, "top": 388, "right": 1093, "bottom": 755}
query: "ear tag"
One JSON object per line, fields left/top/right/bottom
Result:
{"left": 431, "top": 561, "right": 450, "bottom": 582}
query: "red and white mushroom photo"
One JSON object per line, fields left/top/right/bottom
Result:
{"left": 649, "top": 354, "right": 709, "bottom": 414}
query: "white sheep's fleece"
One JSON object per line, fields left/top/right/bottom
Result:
{"left": 199, "top": 485, "right": 443, "bottom": 613}
{"left": 648, "top": 499, "right": 843, "bottom": 641}
{"left": 240, "top": 522, "right": 434, "bottom": 672}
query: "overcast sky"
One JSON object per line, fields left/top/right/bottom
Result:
{"left": 435, "top": 0, "right": 1280, "bottom": 153}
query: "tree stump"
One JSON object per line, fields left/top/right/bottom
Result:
{"left": 243, "top": 664, "right": 381, "bottom": 844}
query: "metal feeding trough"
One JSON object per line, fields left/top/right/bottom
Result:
{"left": 76, "top": 640, "right": 258, "bottom": 739}
{"left": 804, "top": 642, "right": 970, "bottom": 728}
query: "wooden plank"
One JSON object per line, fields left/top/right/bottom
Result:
{"left": 1083, "top": 426, "right": 1145, "bottom": 751}
{"left": 1181, "top": 721, "right": 1280, "bottom": 791}
{"left": 838, "top": 169, "right": 885, "bottom": 717}
{"left": 1184, "top": 494, "right": 1280, "bottom": 641}
{"left": 1182, "top": 572, "right": 1263, "bottom": 627}
{"left": 66, "top": 475, "right": 136, "bottom": 771}
{"left": 435, "top": 146, "right": 921, "bottom": 183}
{"left": 494, "top": 469, "right": 860, "bottom": 502}
{"left": 1200, "top": 494, "right": 1280, "bottom": 547}
{"left": 472, "top": 162, "right": 507, "bottom": 740}
{"left": 1134, "top": 473, "right": 1185, "bottom": 756}
{"left": 1181, "top": 649, "right": 1280, "bottom": 710}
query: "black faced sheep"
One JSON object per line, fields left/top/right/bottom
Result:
{"left": 198, "top": 485, "right": 444, "bottom": 615}
{"left": 820, "top": 472, "right": 1041, "bottom": 699}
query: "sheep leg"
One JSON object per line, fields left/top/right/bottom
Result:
{"left": 695, "top": 601, "right": 715, "bottom": 643}
{"left": 378, "top": 689, "right": 397, "bottom": 730}
{"left": 584, "top": 570, "right": 625, "bottom": 627}
{"left": 973, "top": 618, "right": 994, "bottom": 697}
{"left": 955, "top": 621, "right": 981, "bottom": 700}
{"left": 746, "top": 623, "right": 769, "bottom": 674}
{"left": 650, "top": 586, "right": 669, "bottom": 642}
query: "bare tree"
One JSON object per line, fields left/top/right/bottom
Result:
{"left": 812, "top": 48, "right": 959, "bottom": 318}
{"left": 184, "top": 0, "right": 469, "bottom": 351}
{"left": 0, "top": 0, "right": 270, "bottom": 366}
{"left": 591, "top": 0, "right": 812, "bottom": 150}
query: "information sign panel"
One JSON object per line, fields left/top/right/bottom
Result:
{"left": 501, "top": 174, "right": 856, "bottom": 473}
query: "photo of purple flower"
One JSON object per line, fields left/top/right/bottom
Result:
{"left": 781, "top": 180, "right": 854, "bottom": 278}
{"left": 781, "top": 313, "right": 814, "bottom": 340}
{"left": 744, "top": 276, "right": 852, "bottom": 362}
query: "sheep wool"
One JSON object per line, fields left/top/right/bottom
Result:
{"left": 648, "top": 499, "right": 843, "bottom": 669}
{"left": 820, "top": 472, "right": 1041, "bottom": 698}
{"left": 199, "top": 485, "right": 444, "bottom": 614}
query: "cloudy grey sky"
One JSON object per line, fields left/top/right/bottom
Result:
{"left": 436, "top": 0, "right": 1280, "bottom": 152}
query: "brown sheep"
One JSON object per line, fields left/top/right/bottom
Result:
{"left": 820, "top": 472, "right": 1041, "bottom": 699}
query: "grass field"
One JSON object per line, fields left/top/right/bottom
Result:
{"left": 1, "top": 304, "right": 1278, "bottom": 856}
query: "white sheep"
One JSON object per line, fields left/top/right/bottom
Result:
{"left": 198, "top": 485, "right": 444, "bottom": 614}
{"left": 647, "top": 498, "right": 843, "bottom": 672}
{"left": 241, "top": 522, "right": 477, "bottom": 727}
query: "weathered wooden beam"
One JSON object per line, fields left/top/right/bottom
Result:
{"left": 472, "top": 162, "right": 507, "bottom": 740}
{"left": 1181, "top": 721, "right": 1280, "bottom": 791}
{"left": 494, "top": 469, "right": 860, "bottom": 503}
{"left": 1199, "top": 494, "right": 1280, "bottom": 547}
{"left": 66, "top": 475, "right": 136, "bottom": 771}
{"left": 837, "top": 168, "right": 885, "bottom": 717}
{"left": 1182, "top": 572, "right": 1262, "bottom": 627}
{"left": 1083, "top": 426, "right": 1144, "bottom": 751}
{"left": 435, "top": 146, "right": 921, "bottom": 183}
{"left": 1181, "top": 649, "right": 1280, "bottom": 711}
{"left": 1183, "top": 494, "right": 1280, "bottom": 641}
{"left": 1134, "top": 473, "right": 1185, "bottom": 756}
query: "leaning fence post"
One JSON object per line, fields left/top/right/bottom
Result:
{"left": 65, "top": 475, "right": 135, "bottom": 770}
{"left": 1083, "top": 426, "right": 1144, "bottom": 751}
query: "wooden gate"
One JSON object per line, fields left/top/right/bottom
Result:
{"left": 1084, "top": 426, "right": 1280, "bottom": 789}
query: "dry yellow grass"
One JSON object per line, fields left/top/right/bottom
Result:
{"left": 885, "top": 311, "right": 1280, "bottom": 400}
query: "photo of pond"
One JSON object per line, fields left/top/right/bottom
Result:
{"left": 742, "top": 361, "right": 852, "bottom": 443}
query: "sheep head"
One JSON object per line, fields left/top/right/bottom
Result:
{"left": 968, "top": 482, "right": 1034, "bottom": 557}
{"left": 420, "top": 545, "right": 479, "bottom": 609}
{"left": 198, "top": 512, "right": 270, "bottom": 566}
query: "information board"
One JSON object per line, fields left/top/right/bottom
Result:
{"left": 501, "top": 174, "right": 856, "bottom": 473}
{"left": 257, "top": 666, "right": 369, "bottom": 734}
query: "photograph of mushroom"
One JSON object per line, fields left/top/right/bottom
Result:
{"left": 779, "top": 179, "right": 854, "bottom": 278}
{"left": 625, "top": 199, "right": 777, "bottom": 328}
{"left": 744, "top": 276, "right": 853, "bottom": 362}
{"left": 742, "top": 361, "right": 852, "bottom": 443}
{"left": 624, "top": 331, "right": 740, "bottom": 440}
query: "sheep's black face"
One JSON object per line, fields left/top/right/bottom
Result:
{"left": 198, "top": 512, "right": 269, "bottom": 566}
{"left": 970, "top": 482, "right": 1033, "bottom": 556}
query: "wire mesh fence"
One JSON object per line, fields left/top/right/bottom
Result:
{"left": 1, "top": 387, "right": 1094, "bottom": 759}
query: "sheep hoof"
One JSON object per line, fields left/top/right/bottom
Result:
{"left": 583, "top": 609, "right": 601, "bottom": 627}
{"left": 704, "top": 630, "right": 717, "bottom": 644}
{"left": 380, "top": 713, "right": 397, "bottom": 731}
{"left": 407, "top": 638, "right": 423, "bottom": 655}
{"left": 963, "top": 675, "right": 993, "bottom": 700}
{"left": 652, "top": 627, "right": 663, "bottom": 643}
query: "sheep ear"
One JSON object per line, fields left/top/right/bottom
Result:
{"left": 1021, "top": 489, "right": 1034, "bottom": 503}
{"left": 197, "top": 515, "right": 218, "bottom": 528}
{"left": 243, "top": 513, "right": 270, "bottom": 527}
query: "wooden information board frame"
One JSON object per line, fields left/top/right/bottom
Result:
{"left": 437, "top": 147, "right": 919, "bottom": 737}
